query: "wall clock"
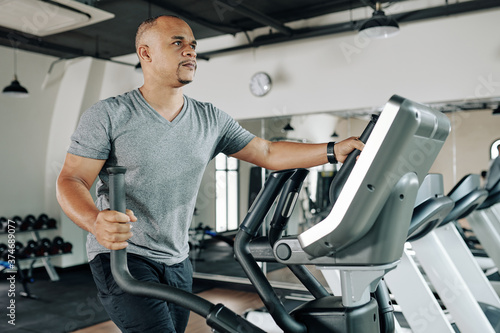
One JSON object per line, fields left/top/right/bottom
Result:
{"left": 249, "top": 72, "right": 272, "bottom": 97}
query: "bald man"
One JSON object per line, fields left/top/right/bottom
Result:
{"left": 56, "top": 15, "right": 363, "bottom": 333}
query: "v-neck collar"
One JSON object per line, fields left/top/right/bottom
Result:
{"left": 133, "top": 89, "right": 188, "bottom": 126}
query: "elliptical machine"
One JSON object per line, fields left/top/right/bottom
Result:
{"left": 107, "top": 95, "right": 450, "bottom": 333}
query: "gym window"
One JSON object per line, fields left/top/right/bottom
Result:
{"left": 215, "top": 154, "right": 239, "bottom": 232}
{"left": 491, "top": 139, "right": 500, "bottom": 159}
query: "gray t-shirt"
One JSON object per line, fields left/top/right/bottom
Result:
{"left": 68, "top": 89, "right": 255, "bottom": 265}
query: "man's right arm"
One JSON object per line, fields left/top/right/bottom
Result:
{"left": 56, "top": 153, "right": 136, "bottom": 250}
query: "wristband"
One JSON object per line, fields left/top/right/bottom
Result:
{"left": 327, "top": 141, "right": 337, "bottom": 164}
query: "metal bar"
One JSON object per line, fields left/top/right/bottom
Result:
{"left": 434, "top": 223, "right": 500, "bottom": 308}
{"left": 384, "top": 249, "right": 455, "bottom": 333}
{"left": 217, "top": 0, "right": 293, "bottom": 36}
{"left": 411, "top": 231, "right": 495, "bottom": 333}
{"left": 148, "top": 0, "right": 242, "bottom": 35}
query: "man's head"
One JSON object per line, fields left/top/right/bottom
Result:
{"left": 135, "top": 15, "right": 197, "bottom": 87}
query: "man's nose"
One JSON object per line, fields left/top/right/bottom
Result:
{"left": 182, "top": 47, "right": 196, "bottom": 58}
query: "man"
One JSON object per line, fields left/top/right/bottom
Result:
{"left": 56, "top": 15, "right": 364, "bottom": 333}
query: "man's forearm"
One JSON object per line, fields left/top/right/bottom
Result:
{"left": 265, "top": 141, "right": 329, "bottom": 170}
{"left": 56, "top": 177, "right": 99, "bottom": 234}
{"left": 231, "top": 136, "right": 363, "bottom": 171}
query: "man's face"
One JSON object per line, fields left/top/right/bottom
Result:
{"left": 145, "top": 17, "right": 198, "bottom": 87}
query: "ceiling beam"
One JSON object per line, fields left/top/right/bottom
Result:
{"left": 0, "top": 29, "right": 84, "bottom": 58}
{"left": 215, "top": 0, "right": 293, "bottom": 36}
{"left": 0, "top": 29, "right": 140, "bottom": 65}
{"left": 147, "top": 0, "right": 242, "bottom": 35}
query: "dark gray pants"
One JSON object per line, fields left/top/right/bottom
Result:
{"left": 89, "top": 253, "right": 192, "bottom": 333}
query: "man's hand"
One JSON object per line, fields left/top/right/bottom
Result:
{"left": 334, "top": 136, "right": 365, "bottom": 163}
{"left": 93, "top": 209, "right": 137, "bottom": 250}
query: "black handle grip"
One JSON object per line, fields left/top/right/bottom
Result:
{"left": 269, "top": 169, "right": 309, "bottom": 246}
{"left": 329, "top": 114, "right": 379, "bottom": 205}
{"left": 108, "top": 166, "right": 127, "bottom": 213}
{"left": 239, "top": 169, "right": 297, "bottom": 237}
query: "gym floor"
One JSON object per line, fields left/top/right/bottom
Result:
{"left": 74, "top": 288, "right": 265, "bottom": 333}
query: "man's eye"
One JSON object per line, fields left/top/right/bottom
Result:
{"left": 173, "top": 41, "right": 181, "bottom": 46}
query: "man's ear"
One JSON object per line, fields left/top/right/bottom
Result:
{"left": 137, "top": 45, "right": 151, "bottom": 63}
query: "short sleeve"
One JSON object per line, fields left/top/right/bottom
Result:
{"left": 213, "top": 110, "right": 255, "bottom": 159}
{"left": 68, "top": 102, "right": 111, "bottom": 160}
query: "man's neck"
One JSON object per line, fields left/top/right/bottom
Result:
{"left": 139, "top": 85, "right": 185, "bottom": 122}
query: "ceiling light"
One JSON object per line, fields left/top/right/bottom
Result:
{"left": 3, "top": 77, "right": 29, "bottom": 97}
{"left": 0, "top": 0, "right": 114, "bottom": 37}
{"left": 359, "top": 2, "right": 399, "bottom": 39}
{"left": 282, "top": 123, "right": 294, "bottom": 132}
{"left": 3, "top": 48, "right": 29, "bottom": 97}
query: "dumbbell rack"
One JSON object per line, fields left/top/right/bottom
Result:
{"left": 22, "top": 229, "right": 63, "bottom": 281}
{"left": 1, "top": 228, "right": 71, "bottom": 299}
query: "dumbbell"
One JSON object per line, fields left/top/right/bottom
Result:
{"left": 33, "top": 214, "right": 49, "bottom": 230}
{"left": 0, "top": 243, "right": 7, "bottom": 259}
{"left": 33, "top": 245, "right": 45, "bottom": 257}
{"left": 34, "top": 238, "right": 60, "bottom": 256}
{"left": 61, "top": 242, "right": 72, "bottom": 254}
{"left": 53, "top": 236, "right": 72, "bottom": 254}
{"left": 1, "top": 242, "right": 9, "bottom": 261}
{"left": 20, "top": 240, "right": 37, "bottom": 258}
{"left": 20, "top": 214, "right": 36, "bottom": 231}
{"left": 41, "top": 238, "right": 52, "bottom": 249}
{"left": 46, "top": 237, "right": 60, "bottom": 255}
{"left": 11, "top": 216, "right": 23, "bottom": 230}
{"left": 14, "top": 241, "right": 23, "bottom": 252}
{"left": 1, "top": 249, "right": 9, "bottom": 261}
{"left": 46, "top": 218, "right": 57, "bottom": 229}
{"left": 32, "top": 239, "right": 51, "bottom": 257}
{"left": 2, "top": 242, "right": 24, "bottom": 261}
{"left": 0, "top": 217, "right": 8, "bottom": 233}
{"left": 53, "top": 236, "right": 64, "bottom": 249}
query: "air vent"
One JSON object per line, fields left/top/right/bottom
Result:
{"left": 0, "top": 0, "right": 114, "bottom": 37}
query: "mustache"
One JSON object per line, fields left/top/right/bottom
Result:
{"left": 179, "top": 60, "right": 197, "bottom": 69}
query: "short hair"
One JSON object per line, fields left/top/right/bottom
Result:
{"left": 135, "top": 15, "right": 182, "bottom": 51}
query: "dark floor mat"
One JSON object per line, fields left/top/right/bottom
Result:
{"left": 0, "top": 264, "right": 110, "bottom": 333}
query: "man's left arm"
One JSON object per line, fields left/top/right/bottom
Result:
{"left": 230, "top": 136, "right": 364, "bottom": 171}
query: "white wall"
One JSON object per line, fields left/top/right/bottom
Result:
{"left": 0, "top": 46, "right": 60, "bottom": 217}
{"left": 0, "top": 46, "right": 63, "bottom": 266}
